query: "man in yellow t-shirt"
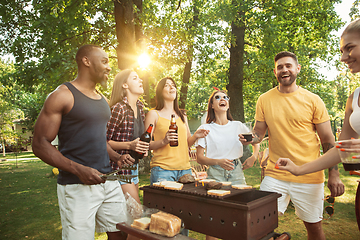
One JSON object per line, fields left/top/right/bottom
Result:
{"left": 251, "top": 51, "right": 345, "bottom": 240}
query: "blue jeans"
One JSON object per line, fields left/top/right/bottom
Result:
{"left": 150, "top": 166, "right": 191, "bottom": 236}
{"left": 150, "top": 166, "right": 192, "bottom": 185}
{"left": 207, "top": 159, "right": 246, "bottom": 185}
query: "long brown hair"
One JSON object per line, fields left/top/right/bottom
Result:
{"left": 109, "top": 69, "right": 133, "bottom": 108}
{"left": 206, "top": 90, "right": 233, "bottom": 124}
{"left": 155, "top": 77, "right": 185, "bottom": 123}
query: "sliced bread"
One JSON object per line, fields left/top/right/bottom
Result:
{"left": 207, "top": 189, "right": 231, "bottom": 196}
{"left": 131, "top": 217, "right": 151, "bottom": 230}
{"left": 163, "top": 182, "right": 184, "bottom": 190}
{"left": 232, "top": 184, "right": 252, "bottom": 189}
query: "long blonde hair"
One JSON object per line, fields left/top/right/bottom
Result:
{"left": 342, "top": 18, "right": 360, "bottom": 37}
{"left": 109, "top": 69, "right": 133, "bottom": 108}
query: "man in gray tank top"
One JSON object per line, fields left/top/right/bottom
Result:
{"left": 32, "top": 45, "right": 134, "bottom": 240}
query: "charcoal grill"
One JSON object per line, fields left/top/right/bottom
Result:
{"left": 141, "top": 183, "right": 281, "bottom": 240}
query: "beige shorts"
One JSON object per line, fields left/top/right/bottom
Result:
{"left": 57, "top": 181, "right": 128, "bottom": 240}
{"left": 260, "top": 176, "right": 324, "bottom": 223}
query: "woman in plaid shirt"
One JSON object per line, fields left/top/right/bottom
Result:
{"left": 106, "top": 69, "right": 150, "bottom": 204}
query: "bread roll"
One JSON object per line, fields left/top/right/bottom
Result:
{"left": 131, "top": 217, "right": 151, "bottom": 230}
{"left": 149, "top": 211, "right": 181, "bottom": 237}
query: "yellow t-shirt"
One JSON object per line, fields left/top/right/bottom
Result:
{"left": 255, "top": 87, "right": 329, "bottom": 184}
{"left": 150, "top": 113, "right": 191, "bottom": 170}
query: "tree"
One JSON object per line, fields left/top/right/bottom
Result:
{"left": 213, "top": 0, "right": 343, "bottom": 121}
{"left": 114, "top": 0, "right": 144, "bottom": 70}
{"left": 0, "top": 0, "right": 347, "bottom": 127}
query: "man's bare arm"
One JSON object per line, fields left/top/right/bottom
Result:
{"left": 32, "top": 86, "right": 105, "bottom": 185}
{"left": 315, "top": 121, "right": 345, "bottom": 197}
{"left": 252, "top": 120, "right": 268, "bottom": 144}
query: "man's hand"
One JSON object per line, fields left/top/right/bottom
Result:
{"left": 242, "top": 155, "right": 256, "bottom": 170}
{"left": 116, "top": 154, "right": 135, "bottom": 168}
{"left": 75, "top": 165, "right": 105, "bottom": 185}
{"left": 327, "top": 168, "right": 345, "bottom": 197}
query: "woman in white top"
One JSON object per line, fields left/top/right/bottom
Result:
{"left": 195, "top": 90, "right": 259, "bottom": 184}
{"left": 276, "top": 18, "right": 360, "bottom": 175}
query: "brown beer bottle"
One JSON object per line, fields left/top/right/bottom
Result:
{"left": 132, "top": 124, "right": 153, "bottom": 164}
{"left": 169, "top": 114, "right": 178, "bottom": 147}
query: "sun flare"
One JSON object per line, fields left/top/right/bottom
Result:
{"left": 138, "top": 53, "right": 151, "bottom": 69}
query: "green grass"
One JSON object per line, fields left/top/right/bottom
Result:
{"left": 0, "top": 157, "right": 359, "bottom": 239}
{"left": 1, "top": 151, "right": 37, "bottom": 160}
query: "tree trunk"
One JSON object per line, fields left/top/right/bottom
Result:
{"left": 114, "top": 0, "right": 137, "bottom": 70}
{"left": 133, "top": 0, "right": 143, "bottom": 50}
{"left": 227, "top": 11, "right": 245, "bottom": 122}
{"left": 179, "top": 1, "right": 198, "bottom": 110}
{"left": 179, "top": 61, "right": 192, "bottom": 109}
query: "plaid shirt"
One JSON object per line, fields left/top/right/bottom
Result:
{"left": 106, "top": 97, "right": 145, "bottom": 174}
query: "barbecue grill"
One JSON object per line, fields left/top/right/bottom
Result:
{"left": 141, "top": 183, "right": 281, "bottom": 240}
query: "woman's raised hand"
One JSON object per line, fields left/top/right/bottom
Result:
{"left": 194, "top": 129, "right": 210, "bottom": 139}
{"left": 131, "top": 138, "right": 150, "bottom": 154}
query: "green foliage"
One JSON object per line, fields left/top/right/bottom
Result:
{"left": 0, "top": 0, "right": 352, "bottom": 126}
{"left": 0, "top": 60, "right": 27, "bottom": 149}
{"left": 0, "top": 0, "right": 117, "bottom": 92}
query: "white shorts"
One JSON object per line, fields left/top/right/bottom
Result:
{"left": 260, "top": 176, "right": 324, "bottom": 223}
{"left": 57, "top": 181, "right": 128, "bottom": 240}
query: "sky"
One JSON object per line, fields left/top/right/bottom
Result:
{"left": 318, "top": 0, "right": 354, "bottom": 80}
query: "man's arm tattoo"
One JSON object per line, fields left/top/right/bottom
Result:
{"left": 322, "top": 142, "right": 334, "bottom": 154}
{"left": 252, "top": 132, "right": 263, "bottom": 144}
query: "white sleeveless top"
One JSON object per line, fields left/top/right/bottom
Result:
{"left": 349, "top": 87, "right": 360, "bottom": 135}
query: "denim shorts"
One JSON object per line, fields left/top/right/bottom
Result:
{"left": 119, "top": 165, "right": 139, "bottom": 185}
{"left": 150, "top": 166, "right": 192, "bottom": 185}
{"left": 207, "top": 159, "right": 246, "bottom": 185}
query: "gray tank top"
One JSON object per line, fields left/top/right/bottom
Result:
{"left": 57, "top": 82, "right": 112, "bottom": 184}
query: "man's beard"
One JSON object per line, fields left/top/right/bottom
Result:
{"left": 277, "top": 73, "right": 296, "bottom": 86}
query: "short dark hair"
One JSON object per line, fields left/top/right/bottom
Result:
{"left": 274, "top": 51, "right": 298, "bottom": 64}
{"left": 342, "top": 18, "right": 360, "bottom": 37}
{"left": 75, "top": 44, "right": 102, "bottom": 66}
